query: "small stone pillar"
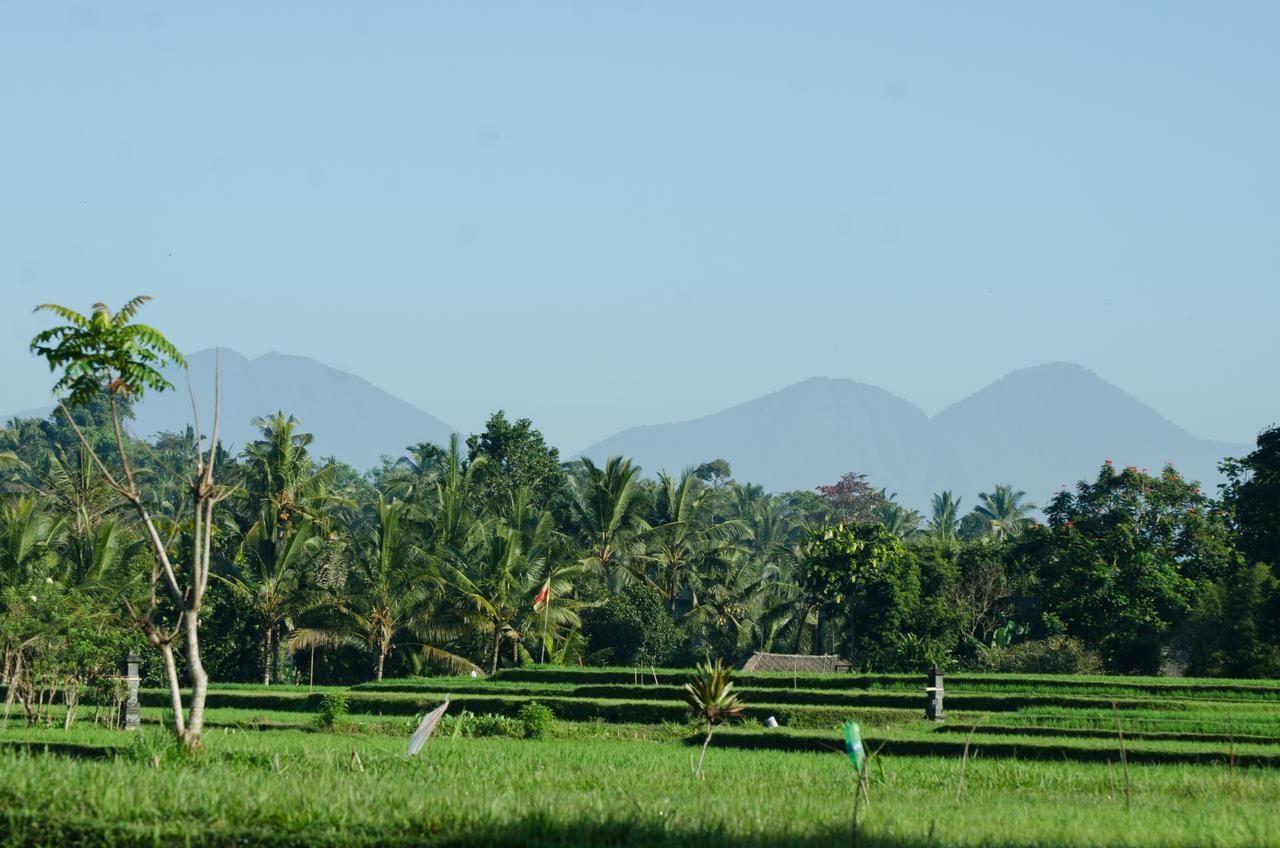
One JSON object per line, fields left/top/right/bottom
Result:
{"left": 924, "top": 664, "right": 944, "bottom": 721}
{"left": 121, "top": 651, "right": 142, "bottom": 730}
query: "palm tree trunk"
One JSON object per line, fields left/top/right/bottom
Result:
{"left": 375, "top": 649, "right": 386, "bottom": 682}
{"left": 262, "top": 625, "right": 273, "bottom": 686}
{"left": 491, "top": 625, "right": 501, "bottom": 675}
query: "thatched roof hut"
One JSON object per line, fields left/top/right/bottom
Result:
{"left": 740, "top": 652, "right": 851, "bottom": 673}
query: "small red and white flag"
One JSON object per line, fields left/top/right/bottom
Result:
{"left": 533, "top": 579, "right": 551, "bottom": 610}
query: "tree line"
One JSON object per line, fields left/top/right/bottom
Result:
{"left": 3, "top": 299, "right": 1278, "bottom": 744}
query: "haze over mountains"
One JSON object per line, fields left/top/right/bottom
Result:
{"left": 581, "top": 363, "right": 1251, "bottom": 510}
{"left": 7, "top": 352, "right": 1249, "bottom": 510}
{"left": 11, "top": 349, "right": 455, "bottom": 472}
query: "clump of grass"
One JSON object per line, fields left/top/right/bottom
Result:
{"left": 122, "top": 729, "right": 185, "bottom": 768}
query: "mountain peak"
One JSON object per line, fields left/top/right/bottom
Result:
{"left": 126, "top": 349, "right": 456, "bottom": 468}
{"left": 582, "top": 364, "right": 1247, "bottom": 508}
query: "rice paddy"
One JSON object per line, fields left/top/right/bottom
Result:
{"left": 2, "top": 668, "right": 1279, "bottom": 846}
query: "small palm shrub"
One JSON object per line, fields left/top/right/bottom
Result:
{"left": 683, "top": 658, "right": 744, "bottom": 778}
{"left": 517, "top": 701, "right": 555, "bottom": 739}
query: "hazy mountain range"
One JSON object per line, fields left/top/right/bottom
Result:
{"left": 580, "top": 363, "right": 1250, "bottom": 510}
{"left": 8, "top": 349, "right": 455, "bottom": 472}
{"left": 6, "top": 353, "right": 1249, "bottom": 510}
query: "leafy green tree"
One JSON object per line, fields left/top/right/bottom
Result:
{"left": 1221, "top": 425, "right": 1280, "bottom": 569}
{"left": 1187, "top": 562, "right": 1280, "bottom": 677}
{"left": 1, "top": 579, "right": 133, "bottom": 728}
{"left": 801, "top": 523, "right": 901, "bottom": 662}
{"left": 466, "top": 411, "right": 565, "bottom": 509}
{"left": 584, "top": 582, "right": 680, "bottom": 666}
{"left": 692, "top": 459, "right": 733, "bottom": 490}
{"left": 1011, "top": 463, "right": 1234, "bottom": 673}
{"left": 800, "top": 524, "right": 961, "bottom": 669}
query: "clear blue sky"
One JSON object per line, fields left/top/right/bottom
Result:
{"left": 3, "top": 2, "right": 1276, "bottom": 452}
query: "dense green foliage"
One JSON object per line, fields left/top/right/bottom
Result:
{"left": 584, "top": 583, "right": 681, "bottom": 667}
{"left": 5, "top": 298, "right": 1280, "bottom": 699}
{"left": 5, "top": 404, "right": 1280, "bottom": 690}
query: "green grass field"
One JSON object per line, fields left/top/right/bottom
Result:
{"left": 3, "top": 668, "right": 1279, "bottom": 846}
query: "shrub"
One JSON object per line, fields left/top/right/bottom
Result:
{"left": 583, "top": 584, "right": 680, "bottom": 667}
{"left": 979, "top": 636, "right": 1103, "bottom": 674}
{"left": 517, "top": 701, "right": 555, "bottom": 739}
{"left": 444, "top": 710, "right": 523, "bottom": 738}
{"left": 316, "top": 692, "right": 350, "bottom": 729}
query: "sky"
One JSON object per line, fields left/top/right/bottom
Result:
{"left": 2, "top": 2, "right": 1277, "bottom": 453}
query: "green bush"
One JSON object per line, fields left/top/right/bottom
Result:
{"left": 583, "top": 584, "right": 680, "bottom": 667}
{"left": 979, "top": 636, "right": 1103, "bottom": 675}
{"left": 444, "top": 710, "right": 524, "bottom": 738}
{"left": 317, "top": 692, "right": 350, "bottom": 729}
{"left": 517, "top": 701, "right": 555, "bottom": 738}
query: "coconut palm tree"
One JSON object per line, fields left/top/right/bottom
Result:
{"left": 0, "top": 450, "right": 27, "bottom": 492}
{"left": 59, "top": 517, "right": 147, "bottom": 590}
{"left": 572, "top": 456, "right": 650, "bottom": 591}
{"left": 297, "top": 496, "right": 474, "bottom": 681}
{"left": 448, "top": 489, "right": 563, "bottom": 673}
{"left": 499, "top": 489, "right": 584, "bottom": 663}
{"left": 685, "top": 550, "right": 764, "bottom": 659}
{"left": 381, "top": 441, "right": 448, "bottom": 503}
{"left": 878, "top": 501, "right": 924, "bottom": 539}
{"left": 242, "top": 413, "right": 347, "bottom": 535}
{"left": 221, "top": 505, "right": 321, "bottom": 684}
{"left": 0, "top": 496, "right": 64, "bottom": 591}
{"left": 973, "top": 484, "right": 1036, "bottom": 540}
{"left": 415, "top": 434, "right": 486, "bottom": 558}
{"left": 646, "top": 470, "right": 745, "bottom": 613}
{"left": 927, "top": 491, "right": 962, "bottom": 542}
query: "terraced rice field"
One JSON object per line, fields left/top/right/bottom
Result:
{"left": 2, "top": 668, "right": 1278, "bottom": 845}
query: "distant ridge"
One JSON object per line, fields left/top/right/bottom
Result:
{"left": 6, "top": 349, "right": 456, "bottom": 472}
{"left": 6, "top": 355, "right": 1251, "bottom": 507}
{"left": 580, "top": 364, "right": 1250, "bottom": 510}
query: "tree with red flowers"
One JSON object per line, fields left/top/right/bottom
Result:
{"left": 816, "top": 472, "right": 887, "bottom": 525}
